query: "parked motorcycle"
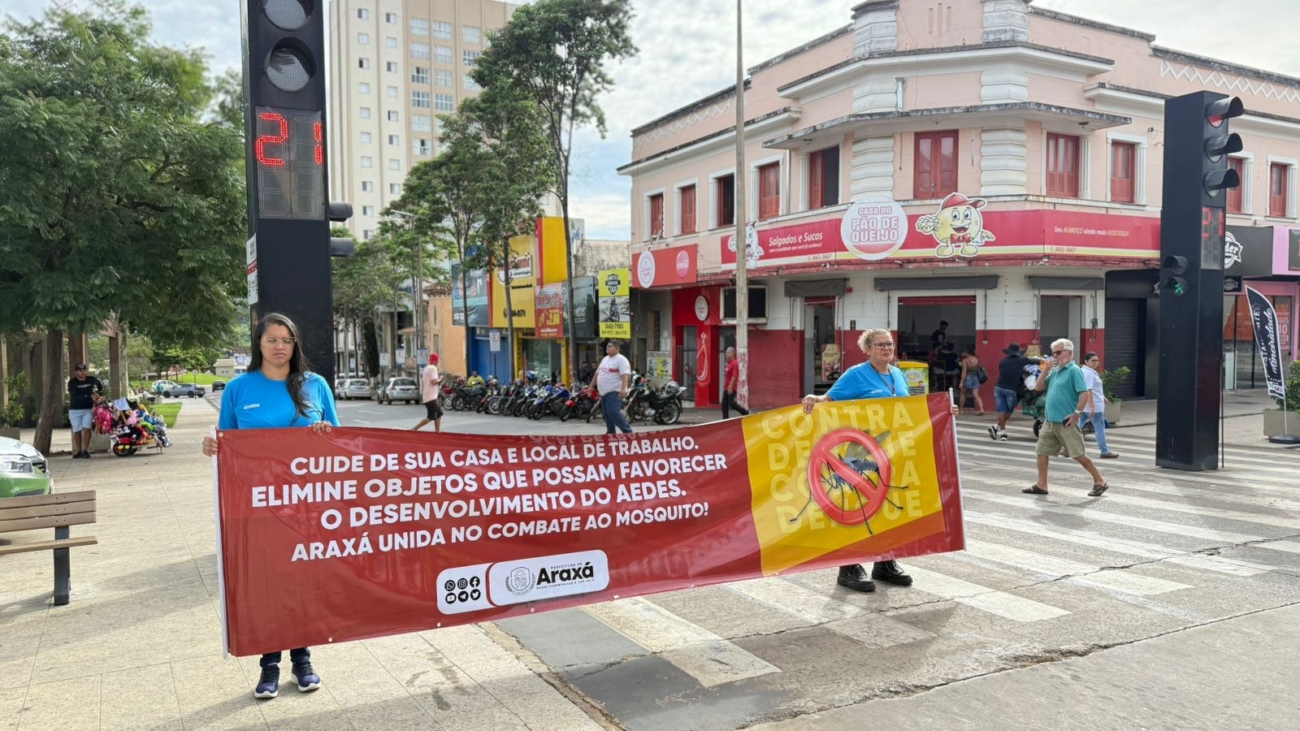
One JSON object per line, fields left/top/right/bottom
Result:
{"left": 624, "top": 374, "right": 653, "bottom": 422}
{"left": 646, "top": 380, "right": 685, "bottom": 425}
{"left": 561, "top": 384, "right": 598, "bottom": 422}
{"left": 532, "top": 381, "right": 570, "bottom": 420}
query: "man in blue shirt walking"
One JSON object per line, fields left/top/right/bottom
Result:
{"left": 1022, "top": 338, "right": 1110, "bottom": 498}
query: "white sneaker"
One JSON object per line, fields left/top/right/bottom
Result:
{"left": 998, "top": 431, "right": 1009, "bottom": 441}
{"left": 987, "top": 426, "right": 999, "bottom": 441}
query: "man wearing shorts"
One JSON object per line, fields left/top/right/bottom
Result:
{"left": 412, "top": 354, "right": 443, "bottom": 433}
{"left": 989, "top": 342, "right": 1034, "bottom": 441}
{"left": 67, "top": 364, "right": 103, "bottom": 458}
{"left": 1022, "top": 339, "right": 1109, "bottom": 498}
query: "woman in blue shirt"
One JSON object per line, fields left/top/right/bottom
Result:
{"left": 202, "top": 313, "right": 339, "bottom": 700}
{"left": 802, "top": 328, "right": 958, "bottom": 595}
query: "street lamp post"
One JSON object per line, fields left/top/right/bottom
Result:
{"left": 734, "top": 0, "right": 749, "bottom": 409}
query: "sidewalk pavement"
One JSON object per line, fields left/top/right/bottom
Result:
{"left": 750, "top": 603, "right": 1300, "bottom": 731}
{"left": 1, "top": 400, "right": 605, "bottom": 731}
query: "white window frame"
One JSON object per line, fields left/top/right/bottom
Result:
{"left": 411, "top": 67, "right": 429, "bottom": 84}
{"left": 410, "top": 18, "right": 430, "bottom": 36}
{"left": 362, "top": 205, "right": 376, "bottom": 217}
{"left": 412, "top": 115, "right": 432, "bottom": 132}
{"left": 389, "top": 159, "right": 401, "bottom": 171}
{"left": 386, "top": 37, "right": 398, "bottom": 49}
{"left": 410, "top": 42, "right": 430, "bottom": 60}
{"left": 389, "top": 183, "right": 403, "bottom": 195}
{"left": 359, "top": 132, "right": 372, "bottom": 144}
{"left": 673, "top": 179, "right": 700, "bottom": 236}
{"left": 358, "top": 58, "right": 371, "bottom": 69}
{"left": 463, "top": 26, "right": 481, "bottom": 44}
{"left": 434, "top": 69, "right": 453, "bottom": 87}
{"left": 387, "top": 85, "right": 399, "bottom": 98}
{"left": 358, "top": 82, "right": 371, "bottom": 95}
{"left": 413, "top": 139, "right": 431, "bottom": 156}
{"left": 384, "top": 12, "right": 397, "bottom": 24}
{"left": 433, "top": 21, "right": 453, "bottom": 39}
{"left": 412, "top": 91, "right": 432, "bottom": 109}
{"left": 435, "top": 93, "right": 454, "bottom": 112}
{"left": 641, "top": 188, "right": 667, "bottom": 242}
{"left": 363, "top": 229, "right": 376, "bottom": 240}
{"left": 464, "top": 75, "right": 480, "bottom": 92}
{"left": 386, "top": 61, "right": 398, "bottom": 73}
{"left": 387, "top": 110, "right": 399, "bottom": 122}
{"left": 357, "top": 9, "right": 369, "bottom": 20}
{"left": 708, "top": 168, "right": 737, "bottom": 230}
{"left": 359, "top": 107, "right": 372, "bottom": 119}
{"left": 388, "top": 134, "right": 400, "bottom": 146}
{"left": 435, "top": 46, "right": 453, "bottom": 64}
{"left": 748, "top": 154, "right": 783, "bottom": 221}
{"left": 360, "top": 156, "right": 373, "bottom": 168}
{"left": 1041, "top": 129, "right": 1091, "bottom": 200}
{"left": 463, "top": 50, "right": 481, "bottom": 67}
{"left": 1267, "top": 155, "right": 1298, "bottom": 218}
{"left": 1105, "top": 132, "right": 1148, "bottom": 206}
{"left": 361, "top": 181, "right": 375, "bottom": 192}
{"left": 357, "top": 33, "right": 370, "bottom": 45}
{"left": 1229, "top": 152, "right": 1254, "bottom": 214}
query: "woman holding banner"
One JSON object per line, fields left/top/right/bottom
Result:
{"left": 202, "top": 313, "right": 339, "bottom": 700}
{"left": 802, "top": 328, "right": 958, "bottom": 594}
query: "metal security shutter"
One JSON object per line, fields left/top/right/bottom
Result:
{"left": 1104, "top": 298, "right": 1142, "bottom": 400}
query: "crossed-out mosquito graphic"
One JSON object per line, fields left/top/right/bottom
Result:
{"left": 789, "top": 428, "right": 911, "bottom": 535}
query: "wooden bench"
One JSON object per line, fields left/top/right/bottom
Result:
{"left": 0, "top": 491, "right": 98, "bottom": 605}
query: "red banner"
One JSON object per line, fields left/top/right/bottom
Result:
{"left": 534, "top": 283, "right": 564, "bottom": 339}
{"left": 633, "top": 244, "right": 698, "bottom": 289}
{"left": 215, "top": 395, "right": 964, "bottom": 656}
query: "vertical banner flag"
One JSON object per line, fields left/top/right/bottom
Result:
{"left": 491, "top": 235, "right": 536, "bottom": 328}
{"left": 598, "top": 268, "right": 631, "bottom": 339}
{"left": 1245, "top": 286, "right": 1288, "bottom": 400}
{"left": 215, "top": 395, "right": 963, "bottom": 656}
{"left": 535, "top": 283, "right": 565, "bottom": 339}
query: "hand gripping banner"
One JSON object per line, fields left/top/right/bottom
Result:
{"left": 214, "top": 394, "right": 964, "bottom": 655}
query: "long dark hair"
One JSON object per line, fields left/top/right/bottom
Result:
{"left": 249, "top": 312, "right": 312, "bottom": 419}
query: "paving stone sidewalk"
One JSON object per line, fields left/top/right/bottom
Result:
{"left": 1, "top": 401, "right": 606, "bottom": 731}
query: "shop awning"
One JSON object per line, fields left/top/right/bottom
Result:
{"left": 783, "top": 279, "right": 847, "bottom": 298}
{"left": 874, "top": 276, "right": 1000, "bottom": 291}
{"left": 1027, "top": 276, "right": 1105, "bottom": 291}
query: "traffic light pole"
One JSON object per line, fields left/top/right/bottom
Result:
{"left": 1155, "top": 91, "right": 1243, "bottom": 471}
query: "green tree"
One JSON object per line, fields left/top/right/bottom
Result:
{"left": 473, "top": 0, "right": 636, "bottom": 376}
{"left": 331, "top": 228, "right": 401, "bottom": 378}
{"left": 0, "top": 3, "right": 246, "bottom": 452}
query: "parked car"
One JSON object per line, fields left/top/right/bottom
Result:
{"left": 151, "top": 380, "right": 180, "bottom": 393}
{"left": 377, "top": 377, "right": 419, "bottom": 405}
{"left": 338, "top": 378, "right": 372, "bottom": 400}
{"left": 163, "top": 383, "right": 206, "bottom": 398}
{"left": 211, "top": 380, "right": 226, "bottom": 391}
{"left": 0, "top": 436, "right": 52, "bottom": 499}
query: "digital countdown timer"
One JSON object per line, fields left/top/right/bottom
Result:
{"left": 254, "top": 106, "right": 324, "bottom": 220}
{"left": 1201, "top": 205, "right": 1226, "bottom": 270}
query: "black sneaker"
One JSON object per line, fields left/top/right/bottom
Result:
{"left": 254, "top": 664, "right": 280, "bottom": 699}
{"left": 291, "top": 659, "right": 321, "bottom": 692}
{"left": 872, "top": 560, "right": 914, "bottom": 587}
{"left": 836, "top": 564, "right": 876, "bottom": 593}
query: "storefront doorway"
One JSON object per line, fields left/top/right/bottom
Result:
{"left": 523, "top": 339, "right": 563, "bottom": 383}
{"left": 677, "top": 326, "right": 698, "bottom": 403}
{"left": 1039, "top": 296, "right": 1083, "bottom": 356}
{"left": 803, "top": 300, "right": 839, "bottom": 396}
{"left": 897, "top": 296, "right": 976, "bottom": 391}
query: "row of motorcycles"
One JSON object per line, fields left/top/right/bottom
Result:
{"left": 439, "top": 372, "right": 686, "bottom": 426}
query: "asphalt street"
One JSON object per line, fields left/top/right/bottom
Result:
{"left": 322, "top": 396, "right": 1300, "bottom": 730}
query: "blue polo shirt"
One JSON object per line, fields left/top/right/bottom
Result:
{"left": 1043, "top": 362, "right": 1088, "bottom": 423}
{"left": 827, "top": 363, "right": 910, "bottom": 401}
{"left": 218, "top": 371, "right": 340, "bottom": 430}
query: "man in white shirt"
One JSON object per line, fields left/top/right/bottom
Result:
{"left": 595, "top": 340, "right": 633, "bottom": 435}
{"left": 411, "top": 354, "right": 443, "bottom": 433}
{"left": 1081, "top": 352, "right": 1117, "bottom": 459}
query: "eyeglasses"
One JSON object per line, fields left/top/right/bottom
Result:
{"left": 75, "top": 367, "right": 87, "bottom": 371}
{"left": 1052, "top": 351, "right": 1065, "bottom": 357}
{"left": 872, "top": 342, "right": 896, "bottom": 350}
{"left": 262, "top": 337, "right": 297, "bottom": 347}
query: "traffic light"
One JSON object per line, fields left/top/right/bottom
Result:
{"left": 1156, "top": 91, "right": 1246, "bottom": 472}
{"left": 241, "top": 0, "right": 338, "bottom": 383}
{"left": 1202, "top": 96, "right": 1244, "bottom": 204}
{"left": 328, "top": 203, "right": 355, "bottom": 257}
{"left": 1159, "top": 255, "right": 1189, "bottom": 296}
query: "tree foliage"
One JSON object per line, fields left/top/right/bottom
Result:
{"left": 0, "top": 2, "right": 247, "bottom": 450}
{"left": 472, "top": 0, "right": 635, "bottom": 369}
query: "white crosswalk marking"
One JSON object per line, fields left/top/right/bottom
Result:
{"left": 963, "top": 540, "right": 1193, "bottom": 596}
{"left": 966, "top": 513, "right": 1273, "bottom": 576}
{"left": 900, "top": 566, "right": 1072, "bottom": 622}
{"left": 726, "top": 577, "right": 936, "bottom": 647}
{"left": 582, "top": 598, "right": 781, "bottom": 688}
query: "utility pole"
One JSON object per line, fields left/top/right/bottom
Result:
{"left": 734, "top": 0, "right": 749, "bottom": 409}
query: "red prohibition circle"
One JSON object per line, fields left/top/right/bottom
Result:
{"left": 806, "top": 428, "right": 893, "bottom": 526}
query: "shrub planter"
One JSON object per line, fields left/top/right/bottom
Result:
{"left": 1106, "top": 400, "right": 1122, "bottom": 426}
{"left": 1263, "top": 409, "right": 1300, "bottom": 437}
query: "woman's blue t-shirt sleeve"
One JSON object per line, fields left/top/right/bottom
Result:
{"left": 217, "top": 381, "right": 239, "bottom": 430}
{"left": 314, "top": 376, "right": 341, "bottom": 427}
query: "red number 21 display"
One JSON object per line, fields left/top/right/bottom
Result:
{"left": 254, "top": 106, "right": 324, "bottom": 220}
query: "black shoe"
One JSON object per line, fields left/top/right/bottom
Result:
{"left": 254, "top": 664, "right": 280, "bottom": 699}
{"left": 291, "top": 659, "right": 321, "bottom": 692}
{"left": 836, "top": 564, "right": 876, "bottom": 593}
{"left": 872, "top": 560, "right": 914, "bottom": 587}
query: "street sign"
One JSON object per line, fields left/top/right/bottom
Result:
{"left": 380, "top": 353, "right": 390, "bottom": 368}
{"left": 245, "top": 235, "right": 258, "bottom": 306}
{"left": 417, "top": 348, "right": 428, "bottom": 364}
{"left": 489, "top": 330, "right": 502, "bottom": 352}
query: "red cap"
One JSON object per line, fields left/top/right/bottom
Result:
{"left": 940, "top": 192, "right": 985, "bottom": 210}
{"left": 429, "top": 353, "right": 440, "bottom": 365}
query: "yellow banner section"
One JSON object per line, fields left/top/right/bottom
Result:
{"left": 492, "top": 235, "right": 536, "bottom": 328}
{"left": 598, "top": 268, "right": 630, "bottom": 339}
{"left": 537, "top": 217, "right": 569, "bottom": 286}
{"left": 743, "top": 398, "right": 948, "bottom": 576}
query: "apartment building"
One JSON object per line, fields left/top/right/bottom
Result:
{"left": 621, "top": 0, "right": 1300, "bottom": 410}
{"left": 327, "top": 0, "right": 518, "bottom": 241}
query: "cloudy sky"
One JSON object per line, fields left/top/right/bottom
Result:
{"left": 4, "top": 0, "right": 1298, "bottom": 240}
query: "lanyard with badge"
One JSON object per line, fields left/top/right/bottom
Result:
{"left": 872, "top": 367, "right": 897, "bottom": 397}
